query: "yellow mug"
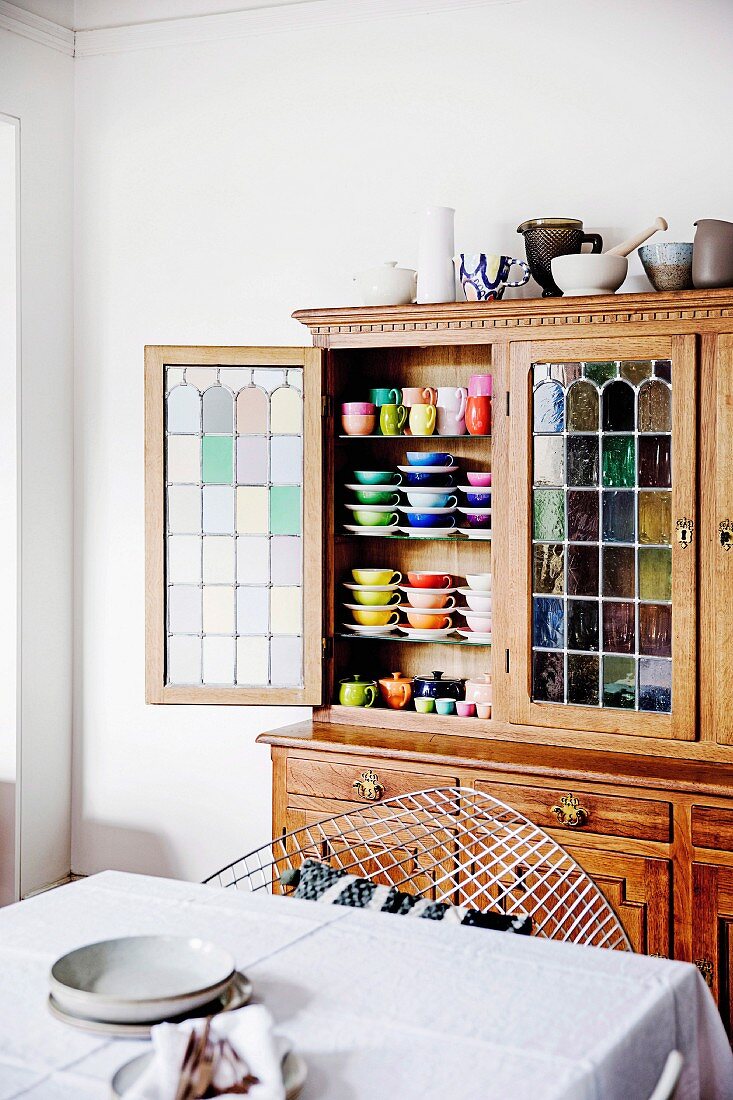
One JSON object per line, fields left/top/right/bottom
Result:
{"left": 352, "top": 568, "right": 402, "bottom": 586}
{"left": 351, "top": 607, "right": 401, "bottom": 627}
{"left": 409, "top": 403, "right": 436, "bottom": 436}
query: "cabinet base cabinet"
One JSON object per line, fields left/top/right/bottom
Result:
{"left": 693, "top": 863, "right": 733, "bottom": 1034}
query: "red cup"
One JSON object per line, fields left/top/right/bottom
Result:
{"left": 407, "top": 571, "right": 453, "bottom": 589}
{"left": 466, "top": 395, "right": 491, "bottom": 436}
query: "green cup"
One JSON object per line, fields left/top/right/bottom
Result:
{"left": 369, "top": 387, "right": 402, "bottom": 407}
{"left": 353, "top": 488, "right": 400, "bottom": 506}
{"left": 351, "top": 588, "right": 400, "bottom": 606}
{"left": 353, "top": 509, "right": 399, "bottom": 527}
{"left": 414, "top": 697, "right": 435, "bottom": 714}
{"left": 339, "top": 676, "right": 377, "bottom": 707}
{"left": 380, "top": 404, "right": 408, "bottom": 436}
{"left": 353, "top": 470, "right": 401, "bottom": 486}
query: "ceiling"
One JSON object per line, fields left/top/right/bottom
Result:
{"left": 9, "top": 0, "right": 317, "bottom": 31}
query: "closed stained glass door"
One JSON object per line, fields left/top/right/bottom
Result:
{"left": 145, "top": 346, "right": 323, "bottom": 705}
{"left": 511, "top": 338, "right": 696, "bottom": 740}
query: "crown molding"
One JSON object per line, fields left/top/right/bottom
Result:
{"left": 73, "top": 0, "right": 519, "bottom": 57}
{"left": 0, "top": 1, "right": 74, "bottom": 54}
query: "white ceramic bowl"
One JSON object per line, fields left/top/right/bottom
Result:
{"left": 465, "top": 573, "right": 492, "bottom": 591}
{"left": 551, "top": 253, "right": 628, "bottom": 296}
{"left": 457, "top": 588, "right": 492, "bottom": 613}
{"left": 50, "top": 936, "right": 235, "bottom": 1024}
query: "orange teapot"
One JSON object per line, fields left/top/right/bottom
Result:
{"left": 378, "top": 671, "right": 413, "bottom": 709}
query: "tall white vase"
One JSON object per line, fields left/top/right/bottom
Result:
{"left": 417, "top": 205, "right": 456, "bottom": 304}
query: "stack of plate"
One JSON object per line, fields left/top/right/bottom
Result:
{"left": 48, "top": 935, "right": 251, "bottom": 1038}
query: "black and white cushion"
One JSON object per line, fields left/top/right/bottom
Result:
{"left": 290, "top": 859, "right": 531, "bottom": 935}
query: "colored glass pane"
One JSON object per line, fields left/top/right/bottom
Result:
{"left": 602, "top": 655, "right": 636, "bottom": 709}
{"left": 533, "top": 489, "right": 565, "bottom": 541}
{"left": 566, "top": 381, "right": 599, "bottom": 432}
{"left": 602, "top": 546, "right": 635, "bottom": 598}
{"left": 532, "top": 597, "right": 564, "bottom": 649}
{"left": 236, "top": 387, "right": 268, "bottom": 434}
{"left": 567, "top": 490, "right": 599, "bottom": 542}
{"left": 584, "top": 361, "right": 617, "bottom": 385}
{"left": 532, "top": 650, "right": 564, "bottom": 703}
{"left": 567, "top": 600, "right": 599, "bottom": 651}
{"left": 639, "top": 603, "right": 672, "bottom": 658}
{"left": 638, "top": 435, "right": 671, "bottom": 487}
{"left": 602, "top": 601, "right": 635, "bottom": 654}
{"left": 567, "top": 436, "right": 599, "bottom": 487}
{"left": 638, "top": 491, "right": 671, "bottom": 545}
{"left": 567, "top": 544, "right": 599, "bottom": 596}
{"left": 567, "top": 654, "right": 599, "bottom": 706}
{"left": 270, "top": 486, "right": 301, "bottom": 536}
{"left": 639, "top": 547, "right": 672, "bottom": 601}
{"left": 654, "top": 360, "right": 672, "bottom": 382}
{"left": 602, "top": 491, "right": 635, "bottom": 543}
{"left": 639, "top": 657, "right": 671, "bottom": 712}
{"left": 202, "top": 435, "right": 233, "bottom": 484}
{"left": 602, "top": 436, "right": 635, "bottom": 487}
{"left": 167, "top": 385, "right": 200, "bottom": 433}
{"left": 533, "top": 543, "right": 564, "bottom": 594}
{"left": 638, "top": 380, "right": 671, "bottom": 433}
{"left": 534, "top": 381, "right": 565, "bottom": 433}
{"left": 534, "top": 436, "right": 565, "bottom": 487}
{"left": 202, "top": 386, "right": 233, "bottom": 433}
{"left": 620, "top": 361, "right": 653, "bottom": 385}
{"left": 602, "top": 380, "right": 635, "bottom": 432}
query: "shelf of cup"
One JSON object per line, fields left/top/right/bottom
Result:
{"left": 338, "top": 533, "right": 492, "bottom": 542}
{"left": 336, "top": 631, "right": 491, "bottom": 647}
{"left": 337, "top": 434, "right": 491, "bottom": 440}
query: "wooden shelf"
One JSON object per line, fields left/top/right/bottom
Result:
{"left": 336, "top": 631, "right": 491, "bottom": 647}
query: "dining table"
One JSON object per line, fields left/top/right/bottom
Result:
{"left": 0, "top": 869, "right": 731, "bottom": 1099}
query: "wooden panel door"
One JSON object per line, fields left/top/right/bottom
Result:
{"left": 507, "top": 335, "right": 697, "bottom": 740}
{"left": 692, "top": 862, "right": 733, "bottom": 1030}
{"left": 569, "top": 847, "right": 672, "bottom": 956}
{"left": 700, "top": 335, "right": 733, "bottom": 745}
{"left": 145, "top": 345, "right": 324, "bottom": 705}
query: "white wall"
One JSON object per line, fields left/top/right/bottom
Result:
{"left": 73, "top": 0, "right": 733, "bottom": 881}
{"left": 0, "top": 28, "right": 74, "bottom": 896}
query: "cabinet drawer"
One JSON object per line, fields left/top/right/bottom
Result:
{"left": 474, "top": 780, "right": 672, "bottom": 843}
{"left": 691, "top": 805, "right": 733, "bottom": 850}
{"left": 287, "top": 757, "right": 455, "bottom": 806}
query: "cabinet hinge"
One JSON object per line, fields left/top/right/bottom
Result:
{"left": 505, "top": 649, "right": 510, "bottom": 674}
{"left": 321, "top": 394, "right": 333, "bottom": 418}
{"left": 322, "top": 636, "right": 333, "bottom": 659}
{"left": 506, "top": 391, "right": 510, "bottom": 416}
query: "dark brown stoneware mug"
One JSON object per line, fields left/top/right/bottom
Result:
{"left": 517, "top": 217, "right": 603, "bottom": 297}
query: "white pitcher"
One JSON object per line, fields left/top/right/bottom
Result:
{"left": 436, "top": 385, "right": 467, "bottom": 436}
{"left": 417, "top": 206, "right": 456, "bottom": 304}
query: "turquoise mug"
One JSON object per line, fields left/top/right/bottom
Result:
{"left": 369, "top": 387, "right": 402, "bottom": 407}
{"left": 380, "top": 404, "right": 408, "bottom": 436}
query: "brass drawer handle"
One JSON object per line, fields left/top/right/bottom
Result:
{"left": 551, "top": 793, "right": 588, "bottom": 829}
{"left": 694, "top": 957, "right": 714, "bottom": 987}
{"left": 720, "top": 519, "right": 732, "bottom": 551}
{"left": 353, "top": 769, "right": 384, "bottom": 802}
{"left": 676, "top": 517, "right": 694, "bottom": 547}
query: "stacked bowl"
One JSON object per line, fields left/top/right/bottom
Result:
{"left": 456, "top": 471, "right": 492, "bottom": 538}
{"left": 397, "top": 452, "right": 459, "bottom": 537}
{"left": 455, "top": 572, "right": 493, "bottom": 642}
{"left": 343, "top": 470, "right": 401, "bottom": 535}
{"left": 397, "top": 569, "right": 457, "bottom": 639}
{"left": 342, "top": 567, "right": 402, "bottom": 634}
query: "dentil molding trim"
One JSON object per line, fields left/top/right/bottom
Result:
{"left": 0, "top": 0, "right": 74, "bottom": 54}
{"left": 0, "top": 0, "right": 524, "bottom": 58}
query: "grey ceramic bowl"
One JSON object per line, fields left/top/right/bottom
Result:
{"left": 638, "top": 242, "right": 693, "bottom": 291}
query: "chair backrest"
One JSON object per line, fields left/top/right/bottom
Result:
{"left": 648, "top": 1052, "right": 683, "bottom": 1100}
{"left": 204, "top": 785, "right": 631, "bottom": 950}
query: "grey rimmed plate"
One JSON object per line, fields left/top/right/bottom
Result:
{"left": 111, "top": 1049, "right": 307, "bottom": 1099}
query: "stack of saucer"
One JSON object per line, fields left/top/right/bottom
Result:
{"left": 342, "top": 567, "right": 402, "bottom": 634}
{"left": 397, "top": 452, "right": 459, "bottom": 537}
{"left": 397, "top": 570, "right": 457, "bottom": 638}
{"left": 48, "top": 935, "right": 252, "bottom": 1038}
{"left": 456, "top": 471, "right": 492, "bottom": 539}
{"left": 455, "top": 572, "right": 492, "bottom": 642}
{"left": 343, "top": 470, "right": 401, "bottom": 535}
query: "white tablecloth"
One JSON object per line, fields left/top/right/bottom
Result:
{"left": 0, "top": 870, "right": 730, "bottom": 1099}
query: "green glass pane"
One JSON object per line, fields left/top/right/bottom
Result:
{"left": 584, "top": 361, "right": 618, "bottom": 385}
{"left": 533, "top": 490, "right": 565, "bottom": 541}
{"left": 602, "top": 655, "right": 636, "bottom": 709}
{"left": 202, "top": 435, "right": 233, "bottom": 484}
{"left": 270, "top": 486, "right": 301, "bottom": 535}
{"left": 567, "top": 380, "right": 599, "bottom": 432}
{"left": 602, "top": 436, "right": 635, "bottom": 488}
{"left": 620, "top": 361, "right": 653, "bottom": 385}
{"left": 638, "top": 379, "right": 672, "bottom": 433}
{"left": 639, "top": 547, "right": 672, "bottom": 601}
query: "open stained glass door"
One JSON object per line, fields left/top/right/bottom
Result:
{"left": 145, "top": 346, "right": 323, "bottom": 704}
{"left": 509, "top": 337, "right": 696, "bottom": 740}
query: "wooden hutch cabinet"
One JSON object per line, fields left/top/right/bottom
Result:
{"left": 145, "top": 289, "right": 733, "bottom": 1023}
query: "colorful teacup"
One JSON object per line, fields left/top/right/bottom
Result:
{"left": 348, "top": 587, "right": 400, "bottom": 607}
{"left": 404, "top": 490, "right": 457, "bottom": 508}
{"left": 351, "top": 607, "right": 400, "bottom": 627}
{"left": 455, "top": 254, "right": 531, "bottom": 301}
{"left": 408, "top": 404, "right": 436, "bottom": 436}
{"left": 435, "top": 697, "right": 456, "bottom": 716}
{"left": 353, "top": 488, "right": 400, "bottom": 505}
{"left": 404, "top": 609, "right": 453, "bottom": 630}
{"left": 408, "top": 571, "right": 452, "bottom": 589}
{"left": 404, "top": 593, "right": 456, "bottom": 610}
{"left": 465, "top": 573, "right": 491, "bottom": 591}
{"left": 352, "top": 509, "right": 399, "bottom": 526}
{"left": 354, "top": 470, "right": 401, "bottom": 485}
{"left": 338, "top": 676, "right": 377, "bottom": 707}
{"left": 352, "top": 568, "right": 402, "bottom": 585}
{"left": 402, "top": 386, "right": 437, "bottom": 407}
{"left": 456, "top": 701, "right": 476, "bottom": 717}
{"left": 403, "top": 510, "right": 456, "bottom": 529}
{"left": 380, "top": 403, "right": 408, "bottom": 435}
{"left": 342, "top": 413, "right": 375, "bottom": 436}
{"left": 466, "top": 471, "right": 492, "bottom": 487}
{"left": 406, "top": 452, "right": 453, "bottom": 467}
{"left": 369, "top": 387, "right": 401, "bottom": 406}
{"left": 403, "top": 469, "right": 454, "bottom": 487}
{"left": 414, "top": 697, "right": 435, "bottom": 714}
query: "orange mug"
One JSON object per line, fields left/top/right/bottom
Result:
{"left": 466, "top": 395, "right": 491, "bottom": 436}
{"left": 402, "top": 386, "right": 438, "bottom": 407}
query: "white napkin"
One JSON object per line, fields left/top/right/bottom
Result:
{"left": 124, "top": 1004, "right": 286, "bottom": 1100}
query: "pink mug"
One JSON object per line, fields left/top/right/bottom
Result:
{"left": 468, "top": 374, "right": 492, "bottom": 398}
{"left": 402, "top": 386, "right": 438, "bottom": 406}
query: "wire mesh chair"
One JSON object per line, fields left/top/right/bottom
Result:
{"left": 203, "top": 786, "right": 631, "bottom": 950}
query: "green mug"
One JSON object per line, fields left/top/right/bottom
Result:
{"left": 352, "top": 509, "right": 399, "bottom": 527}
{"left": 339, "top": 676, "right": 377, "bottom": 707}
{"left": 369, "top": 387, "right": 402, "bottom": 407}
{"left": 380, "top": 403, "right": 408, "bottom": 436}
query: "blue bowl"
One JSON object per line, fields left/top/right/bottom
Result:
{"left": 404, "top": 470, "right": 454, "bottom": 487}
{"left": 464, "top": 489, "right": 492, "bottom": 506}
{"left": 406, "top": 452, "right": 454, "bottom": 468}
{"left": 403, "top": 510, "right": 456, "bottom": 529}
